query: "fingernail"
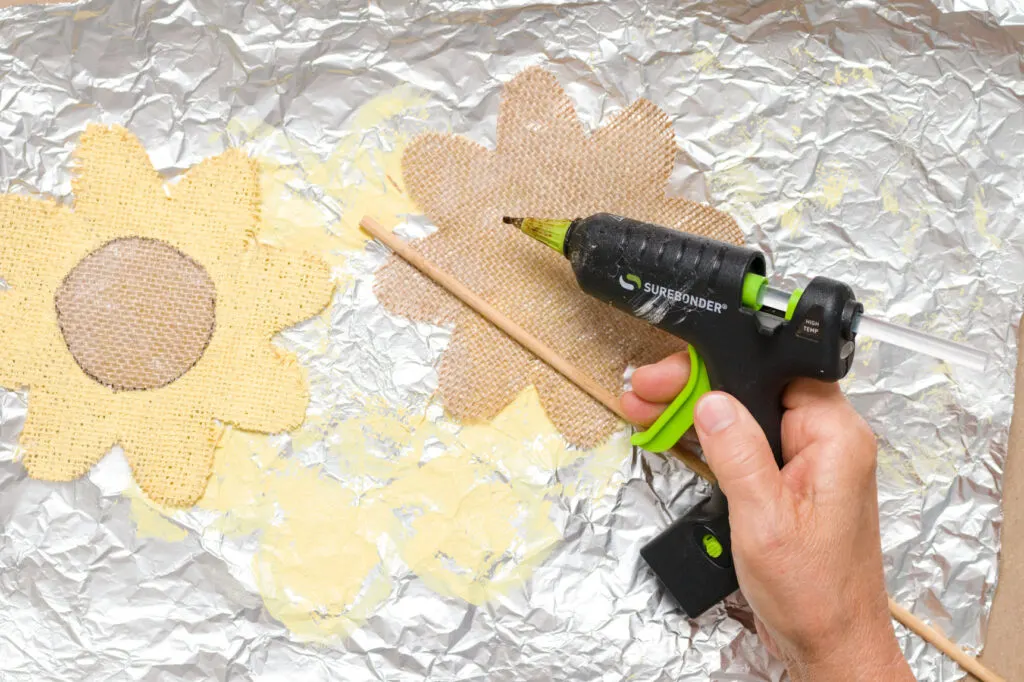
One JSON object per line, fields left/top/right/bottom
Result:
{"left": 695, "top": 394, "right": 736, "bottom": 434}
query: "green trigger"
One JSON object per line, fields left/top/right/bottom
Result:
{"left": 631, "top": 345, "right": 711, "bottom": 452}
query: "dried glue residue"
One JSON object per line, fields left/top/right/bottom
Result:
{"left": 383, "top": 392, "right": 629, "bottom": 603}
{"left": 199, "top": 430, "right": 392, "bottom": 640}
{"left": 900, "top": 203, "right": 929, "bottom": 256}
{"left": 691, "top": 47, "right": 721, "bottom": 73}
{"left": 328, "top": 388, "right": 630, "bottom": 606}
{"left": 881, "top": 180, "right": 900, "bottom": 214}
{"left": 819, "top": 166, "right": 851, "bottom": 210}
{"left": 223, "top": 85, "right": 426, "bottom": 270}
{"left": 257, "top": 162, "right": 350, "bottom": 269}
{"left": 779, "top": 201, "right": 803, "bottom": 235}
{"left": 709, "top": 165, "right": 766, "bottom": 227}
{"left": 875, "top": 381, "right": 960, "bottom": 489}
{"left": 706, "top": 116, "right": 802, "bottom": 231}
{"left": 832, "top": 65, "right": 875, "bottom": 87}
{"left": 180, "top": 387, "right": 630, "bottom": 640}
{"left": 128, "top": 490, "right": 189, "bottom": 542}
{"left": 709, "top": 113, "right": 800, "bottom": 152}
{"left": 781, "top": 162, "right": 855, "bottom": 234}
{"left": 973, "top": 186, "right": 1000, "bottom": 248}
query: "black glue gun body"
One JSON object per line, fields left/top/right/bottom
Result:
{"left": 561, "top": 213, "right": 862, "bottom": 617}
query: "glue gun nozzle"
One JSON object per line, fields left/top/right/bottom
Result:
{"left": 504, "top": 216, "right": 574, "bottom": 255}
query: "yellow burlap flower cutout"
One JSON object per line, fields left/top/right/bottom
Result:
{"left": 375, "top": 67, "right": 743, "bottom": 447}
{"left": 0, "top": 125, "right": 333, "bottom": 507}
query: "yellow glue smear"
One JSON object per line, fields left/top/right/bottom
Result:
{"left": 709, "top": 164, "right": 767, "bottom": 227}
{"left": 781, "top": 163, "right": 855, "bottom": 234}
{"left": 973, "top": 186, "right": 1000, "bottom": 248}
{"left": 188, "top": 387, "right": 629, "bottom": 641}
{"left": 199, "top": 431, "right": 391, "bottom": 640}
{"left": 881, "top": 181, "right": 899, "bottom": 214}
{"left": 225, "top": 85, "right": 426, "bottom": 269}
{"left": 691, "top": 48, "right": 720, "bottom": 73}
{"left": 128, "top": 490, "right": 189, "bottom": 542}
{"left": 832, "top": 66, "right": 875, "bottom": 87}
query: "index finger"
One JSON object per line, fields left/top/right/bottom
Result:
{"left": 630, "top": 351, "right": 691, "bottom": 404}
{"left": 782, "top": 377, "right": 844, "bottom": 410}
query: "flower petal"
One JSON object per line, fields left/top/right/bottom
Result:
{"left": 401, "top": 132, "right": 493, "bottom": 230}
{"left": 0, "top": 195, "right": 86, "bottom": 289}
{"left": 0, "top": 291, "right": 22, "bottom": 387}
{"left": 216, "top": 342, "right": 310, "bottom": 434}
{"left": 0, "top": 284, "right": 92, "bottom": 389}
{"left": 438, "top": 315, "right": 532, "bottom": 422}
{"left": 533, "top": 365, "right": 621, "bottom": 449}
{"left": 496, "top": 67, "right": 585, "bottom": 153}
{"left": 387, "top": 67, "right": 745, "bottom": 450}
{"left": 240, "top": 242, "right": 333, "bottom": 336}
{"left": 164, "top": 148, "right": 260, "bottom": 268}
{"left": 659, "top": 196, "right": 744, "bottom": 245}
{"left": 121, "top": 412, "right": 219, "bottom": 507}
{"left": 72, "top": 125, "right": 168, "bottom": 243}
{"left": 374, "top": 256, "right": 463, "bottom": 326}
{"left": 19, "top": 385, "right": 115, "bottom": 482}
{"left": 589, "top": 99, "right": 676, "bottom": 206}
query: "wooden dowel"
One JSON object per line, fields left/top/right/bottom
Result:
{"left": 361, "top": 214, "right": 1004, "bottom": 682}
{"left": 887, "top": 598, "right": 1004, "bottom": 682}
{"left": 361, "top": 215, "right": 714, "bottom": 482}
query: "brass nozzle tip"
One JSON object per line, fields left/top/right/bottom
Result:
{"left": 502, "top": 216, "right": 524, "bottom": 229}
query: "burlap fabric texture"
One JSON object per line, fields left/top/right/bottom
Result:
{"left": 375, "top": 68, "right": 743, "bottom": 448}
{"left": 0, "top": 125, "right": 334, "bottom": 506}
{"left": 55, "top": 237, "right": 218, "bottom": 391}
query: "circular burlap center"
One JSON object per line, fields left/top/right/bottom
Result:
{"left": 55, "top": 237, "right": 217, "bottom": 391}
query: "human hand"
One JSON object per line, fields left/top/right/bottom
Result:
{"left": 621, "top": 352, "right": 914, "bottom": 682}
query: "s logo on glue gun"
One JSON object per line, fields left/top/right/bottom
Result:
{"left": 619, "top": 273, "right": 642, "bottom": 291}
{"left": 505, "top": 213, "right": 989, "bottom": 618}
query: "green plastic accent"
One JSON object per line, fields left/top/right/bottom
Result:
{"left": 785, "top": 288, "right": 804, "bottom": 321}
{"left": 519, "top": 218, "right": 573, "bottom": 254}
{"left": 702, "top": 533, "right": 724, "bottom": 559}
{"left": 742, "top": 273, "right": 766, "bottom": 310}
{"left": 631, "top": 345, "right": 711, "bottom": 452}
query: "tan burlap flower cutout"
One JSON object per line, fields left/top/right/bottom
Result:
{"left": 375, "top": 68, "right": 743, "bottom": 447}
{"left": 0, "top": 125, "right": 333, "bottom": 506}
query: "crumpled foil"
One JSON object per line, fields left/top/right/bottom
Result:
{"left": 0, "top": 1, "right": 1020, "bottom": 680}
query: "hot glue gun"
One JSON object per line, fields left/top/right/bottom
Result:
{"left": 505, "top": 212, "right": 989, "bottom": 618}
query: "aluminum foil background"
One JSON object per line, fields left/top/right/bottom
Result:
{"left": 0, "top": 1, "right": 1021, "bottom": 680}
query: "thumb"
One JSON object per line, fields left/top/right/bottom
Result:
{"left": 694, "top": 392, "right": 781, "bottom": 510}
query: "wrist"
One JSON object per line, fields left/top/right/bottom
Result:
{"left": 787, "top": 617, "right": 913, "bottom": 682}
